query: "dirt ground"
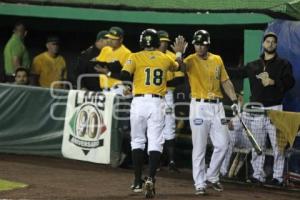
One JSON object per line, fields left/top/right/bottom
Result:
{"left": 0, "top": 154, "right": 299, "bottom": 200}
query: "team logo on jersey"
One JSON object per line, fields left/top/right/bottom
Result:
{"left": 194, "top": 118, "right": 203, "bottom": 125}
{"left": 215, "top": 65, "right": 221, "bottom": 80}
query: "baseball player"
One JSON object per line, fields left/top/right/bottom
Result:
{"left": 228, "top": 32, "right": 295, "bottom": 186}
{"left": 95, "top": 26, "right": 131, "bottom": 95}
{"left": 120, "top": 29, "right": 186, "bottom": 198}
{"left": 157, "top": 30, "right": 185, "bottom": 172}
{"left": 179, "top": 30, "right": 238, "bottom": 195}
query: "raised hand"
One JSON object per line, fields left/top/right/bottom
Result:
{"left": 171, "top": 35, "right": 188, "bottom": 54}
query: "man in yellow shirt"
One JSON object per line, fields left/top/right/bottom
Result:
{"left": 121, "top": 29, "right": 186, "bottom": 198}
{"left": 95, "top": 26, "right": 131, "bottom": 95}
{"left": 180, "top": 30, "right": 238, "bottom": 195}
{"left": 32, "top": 36, "right": 67, "bottom": 89}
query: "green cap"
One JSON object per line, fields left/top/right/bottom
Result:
{"left": 157, "top": 30, "right": 170, "bottom": 42}
{"left": 96, "top": 30, "right": 108, "bottom": 41}
{"left": 105, "top": 26, "right": 124, "bottom": 40}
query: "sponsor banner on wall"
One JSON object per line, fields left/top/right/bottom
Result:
{"left": 62, "top": 90, "right": 115, "bottom": 164}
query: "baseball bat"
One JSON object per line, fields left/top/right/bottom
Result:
{"left": 234, "top": 153, "right": 247, "bottom": 176}
{"left": 236, "top": 113, "right": 263, "bottom": 155}
{"left": 228, "top": 152, "right": 240, "bottom": 178}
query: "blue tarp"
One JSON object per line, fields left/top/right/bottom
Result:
{"left": 265, "top": 20, "right": 300, "bottom": 112}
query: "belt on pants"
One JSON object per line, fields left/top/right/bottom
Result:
{"left": 195, "top": 98, "right": 220, "bottom": 104}
{"left": 244, "top": 111, "right": 265, "bottom": 116}
{"left": 134, "top": 94, "right": 163, "bottom": 99}
{"left": 244, "top": 105, "right": 266, "bottom": 115}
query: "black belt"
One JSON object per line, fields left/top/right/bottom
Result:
{"left": 245, "top": 110, "right": 265, "bottom": 115}
{"left": 134, "top": 94, "right": 163, "bottom": 99}
{"left": 244, "top": 105, "right": 265, "bottom": 115}
{"left": 195, "top": 98, "right": 220, "bottom": 104}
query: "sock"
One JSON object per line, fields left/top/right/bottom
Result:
{"left": 132, "top": 149, "right": 144, "bottom": 184}
{"left": 148, "top": 151, "right": 161, "bottom": 179}
{"left": 165, "top": 139, "right": 175, "bottom": 163}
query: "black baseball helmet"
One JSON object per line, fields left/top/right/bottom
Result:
{"left": 139, "top": 29, "right": 160, "bottom": 49}
{"left": 192, "top": 30, "right": 210, "bottom": 45}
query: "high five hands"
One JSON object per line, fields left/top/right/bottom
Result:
{"left": 171, "top": 35, "right": 188, "bottom": 60}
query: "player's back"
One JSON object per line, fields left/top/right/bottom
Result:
{"left": 124, "top": 50, "right": 177, "bottom": 96}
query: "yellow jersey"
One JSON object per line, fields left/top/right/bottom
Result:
{"left": 96, "top": 45, "right": 131, "bottom": 88}
{"left": 184, "top": 52, "right": 229, "bottom": 99}
{"left": 165, "top": 50, "right": 184, "bottom": 89}
{"left": 123, "top": 50, "right": 178, "bottom": 96}
{"left": 31, "top": 52, "right": 66, "bottom": 88}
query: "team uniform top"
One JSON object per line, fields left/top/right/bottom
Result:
{"left": 123, "top": 50, "right": 178, "bottom": 96}
{"left": 32, "top": 52, "right": 66, "bottom": 88}
{"left": 165, "top": 50, "right": 184, "bottom": 89}
{"left": 96, "top": 45, "right": 131, "bottom": 88}
{"left": 184, "top": 52, "right": 229, "bottom": 99}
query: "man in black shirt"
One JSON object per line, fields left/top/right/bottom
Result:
{"left": 75, "top": 30, "right": 108, "bottom": 91}
{"left": 230, "top": 32, "right": 295, "bottom": 186}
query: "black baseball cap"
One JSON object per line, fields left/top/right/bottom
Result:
{"left": 47, "top": 36, "right": 60, "bottom": 44}
{"left": 263, "top": 32, "right": 278, "bottom": 42}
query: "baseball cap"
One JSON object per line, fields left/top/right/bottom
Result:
{"left": 105, "top": 26, "right": 124, "bottom": 40}
{"left": 263, "top": 32, "right": 277, "bottom": 42}
{"left": 47, "top": 36, "right": 60, "bottom": 44}
{"left": 96, "top": 30, "right": 108, "bottom": 41}
{"left": 157, "top": 30, "right": 170, "bottom": 42}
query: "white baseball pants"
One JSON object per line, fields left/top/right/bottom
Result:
{"left": 130, "top": 95, "right": 165, "bottom": 153}
{"left": 162, "top": 90, "right": 176, "bottom": 140}
{"left": 190, "top": 99, "right": 229, "bottom": 189}
{"left": 244, "top": 105, "right": 285, "bottom": 182}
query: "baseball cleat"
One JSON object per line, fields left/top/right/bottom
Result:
{"left": 131, "top": 179, "right": 144, "bottom": 193}
{"left": 247, "top": 177, "right": 263, "bottom": 185}
{"left": 195, "top": 187, "right": 207, "bottom": 195}
{"left": 206, "top": 181, "right": 223, "bottom": 192}
{"left": 144, "top": 177, "right": 155, "bottom": 198}
{"left": 168, "top": 161, "right": 180, "bottom": 173}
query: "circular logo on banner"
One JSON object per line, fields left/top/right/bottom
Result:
{"left": 75, "top": 104, "right": 106, "bottom": 139}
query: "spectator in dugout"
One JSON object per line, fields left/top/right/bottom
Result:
{"left": 75, "top": 30, "right": 109, "bottom": 91}
{"left": 14, "top": 67, "right": 29, "bottom": 85}
{"left": 31, "top": 36, "right": 67, "bottom": 89}
{"left": 3, "top": 22, "right": 30, "bottom": 82}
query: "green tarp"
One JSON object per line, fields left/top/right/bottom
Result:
{"left": 0, "top": 84, "right": 67, "bottom": 156}
{"left": 0, "top": 84, "right": 123, "bottom": 165}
